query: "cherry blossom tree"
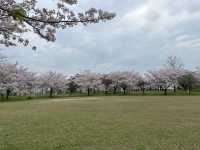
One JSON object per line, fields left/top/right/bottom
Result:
{"left": 67, "top": 79, "right": 79, "bottom": 95}
{"left": 16, "top": 67, "right": 37, "bottom": 98}
{"left": 73, "top": 70, "right": 101, "bottom": 96}
{"left": 101, "top": 75, "right": 113, "bottom": 94}
{"left": 1, "top": 55, "right": 200, "bottom": 99}
{"left": 164, "top": 56, "right": 185, "bottom": 92}
{"left": 148, "top": 68, "right": 186, "bottom": 95}
{"left": 117, "top": 71, "right": 139, "bottom": 95}
{"left": 148, "top": 70, "right": 172, "bottom": 95}
{"left": 136, "top": 77, "right": 148, "bottom": 94}
{"left": 0, "top": 62, "right": 18, "bottom": 99}
{"left": 108, "top": 71, "right": 140, "bottom": 95}
{"left": 39, "top": 71, "right": 67, "bottom": 97}
{"left": 0, "top": 0, "right": 115, "bottom": 49}
{"left": 165, "top": 56, "right": 184, "bottom": 70}
{"left": 109, "top": 72, "right": 122, "bottom": 94}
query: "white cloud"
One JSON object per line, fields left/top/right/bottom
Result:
{"left": 2, "top": 0, "right": 200, "bottom": 74}
{"left": 123, "top": 5, "right": 149, "bottom": 27}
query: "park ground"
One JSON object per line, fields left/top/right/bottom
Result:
{"left": 0, "top": 96, "right": 200, "bottom": 150}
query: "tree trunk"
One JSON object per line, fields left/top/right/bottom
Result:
{"left": 28, "top": 90, "right": 32, "bottom": 99}
{"left": 0, "top": 93, "right": 4, "bottom": 99}
{"left": 87, "top": 88, "right": 90, "bottom": 96}
{"left": 113, "top": 87, "right": 117, "bottom": 94}
{"left": 6, "top": 89, "right": 10, "bottom": 100}
{"left": 164, "top": 89, "right": 167, "bottom": 95}
{"left": 173, "top": 85, "right": 176, "bottom": 93}
{"left": 188, "top": 88, "right": 191, "bottom": 95}
{"left": 50, "top": 87, "right": 53, "bottom": 98}
{"left": 142, "top": 88, "right": 145, "bottom": 95}
{"left": 123, "top": 89, "right": 126, "bottom": 95}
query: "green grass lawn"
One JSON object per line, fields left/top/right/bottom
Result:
{"left": 1, "top": 96, "right": 200, "bottom": 150}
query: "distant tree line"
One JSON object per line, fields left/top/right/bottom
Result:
{"left": 0, "top": 56, "right": 200, "bottom": 99}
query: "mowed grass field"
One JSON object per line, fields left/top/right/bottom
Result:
{"left": 1, "top": 96, "right": 200, "bottom": 150}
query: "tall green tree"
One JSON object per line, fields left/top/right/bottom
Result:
{"left": 178, "top": 73, "right": 198, "bottom": 95}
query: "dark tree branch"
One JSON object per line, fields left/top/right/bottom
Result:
{"left": 0, "top": 6, "right": 110, "bottom": 24}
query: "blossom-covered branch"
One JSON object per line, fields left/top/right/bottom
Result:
{"left": 0, "top": 0, "right": 116, "bottom": 49}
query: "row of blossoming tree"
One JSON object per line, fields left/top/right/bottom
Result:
{"left": 0, "top": 56, "right": 200, "bottom": 99}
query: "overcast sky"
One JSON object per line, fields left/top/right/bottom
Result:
{"left": 1, "top": 0, "right": 200, "bottom": 74}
